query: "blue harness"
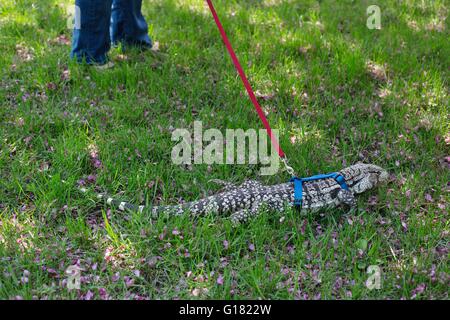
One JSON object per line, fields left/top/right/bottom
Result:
{"left": 290, "top": 172, "right": 349, "bottom": 206}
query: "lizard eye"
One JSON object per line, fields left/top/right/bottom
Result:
{"left": 369, "top": 174, "right": 378, "bottom": 184}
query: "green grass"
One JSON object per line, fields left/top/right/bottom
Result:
{"left": 0, "top": 0, "right": 448, "bottom": 300}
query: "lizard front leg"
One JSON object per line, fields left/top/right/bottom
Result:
{"left": 239, "top": 180, "right": 264, "bottom": 189}
{"left": 337, "top": 189, "right": 357, "bottom": 208}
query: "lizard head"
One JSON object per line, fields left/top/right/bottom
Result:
{"left": 341, "top": 163, "right": 389, "bottom": 194}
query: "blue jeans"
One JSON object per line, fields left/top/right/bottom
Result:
{"left": 71, "top": 0, "right": 152, "bottom": 64}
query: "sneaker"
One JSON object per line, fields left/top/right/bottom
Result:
{"left": 93, "top": 61, "right": 115, "bottom": 70}
{"left": 148, "top": 43, "right": 168, "bottom": 60}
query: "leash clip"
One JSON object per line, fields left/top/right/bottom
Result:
{"left": 281, "top": 157, "right": 296, "bottom": 177}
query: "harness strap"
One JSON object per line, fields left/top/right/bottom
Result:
{"left": 290, "top": 173, "right": 349, "bottom": 206}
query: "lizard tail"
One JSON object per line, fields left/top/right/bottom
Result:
{"left": 94, "top": 191, "right": 185, "bottom": 217}
{"left": 79, "top": 187, "right": 156, "bottom": 216}
{"left": 97, "top": 193, "right": 148, "bottom": 213}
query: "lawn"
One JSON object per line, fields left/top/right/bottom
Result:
{"left": 0, "top": 0, "right": 448, "bottom": 300}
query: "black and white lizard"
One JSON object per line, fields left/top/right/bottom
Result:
{"left": 91, "top": 163, "right": 388, "bottom": 224}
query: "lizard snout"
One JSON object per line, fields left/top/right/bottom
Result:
{"left": 379, "top": 170, "right": 389, "bottom": 183}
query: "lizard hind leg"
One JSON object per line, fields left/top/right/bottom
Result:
{"left": 229, "top": 209, "right": 248, "bottom": 226}
{"left": 229, "top": 202, "right": 263, "bottom": 225}
{"left": 209, "top": 179, "right": 237, "bottom": 192}
{"left": 209, "top": 179, "right": 264, "bottom": 193}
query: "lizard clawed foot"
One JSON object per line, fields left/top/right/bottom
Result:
{"left": 229, "top": 209, "right": 248, "bottom": 226}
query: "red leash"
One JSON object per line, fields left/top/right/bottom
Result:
{"left": 206, "top": 0, "right": 286, "bottom": 159}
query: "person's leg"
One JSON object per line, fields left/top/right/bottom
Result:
{"left": 71, "top": 0, "right": 113, "bottom": 64}
{"left": 111, "top": 0, "right": 152, "bottom": 50}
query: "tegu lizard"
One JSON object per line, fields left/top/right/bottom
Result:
{"left": 95, "top": 163, "right": 388, "bottom": 224}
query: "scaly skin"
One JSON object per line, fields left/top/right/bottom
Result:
{"left": 97, "top": 163, "right": 389, "bottom": 224}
